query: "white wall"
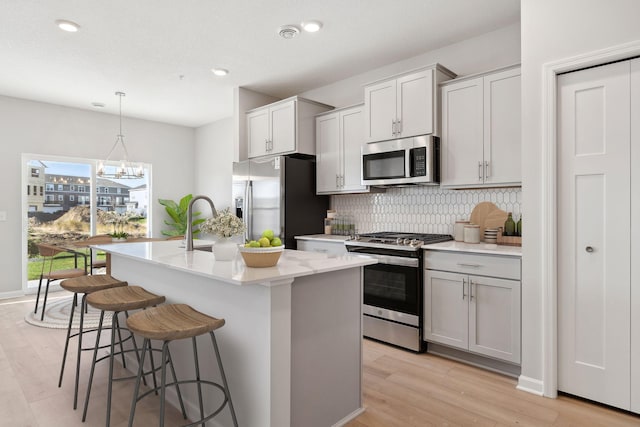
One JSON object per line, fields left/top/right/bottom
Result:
{"left": 195, "top": 117, "right": 234, "bottom": 212}
{"left": 520, "top": 0, "right": 640, "bottom": 392}
{"left": 301, "top": 22, "right": 521, "bottom": 108}
{"left": 0, "top": 95, "right": 195, "bottom": 296}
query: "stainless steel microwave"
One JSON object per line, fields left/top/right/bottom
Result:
{"left": 361, "top": 135, "right": 439, "bottom": 186}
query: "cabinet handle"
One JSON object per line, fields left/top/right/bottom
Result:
{"left": 265, "top": 139, "right": 269, "bottom": 152}
{"left": 457, "top": 262, "right": 481, "bottom": 268}
{"left": 585, "top": 246, "right": 594, "bottom": 253}
{"left": 469, "top": 279, "right": 475, "bottom": 300}
{"left": 397, "top": 119, "right": 402, "bottom": 135}
{"left": 392, "top": 120, "right": 396, "bottom": 136}
{"left": 462, "top": 278, "right": 467, "bottom": 300}
{"left": 478, "top": 161, "right": 483, "bottom": 181}
{"left": 484, "top": 161, "right": 490, "bottom": 179}
{"left": 269, "top": 140, "right": 273, "bottom": 151}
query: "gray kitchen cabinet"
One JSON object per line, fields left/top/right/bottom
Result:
{"left": 424, "top": 250, "right": 521, "bottom": 364}
{"left": 296, "top": 238, "right": 347, "bottom": 256}
{"left": 247, "top": 96, "right": 332, "bottom": 159}
{"left": 316, "top": 104, "right": 369, "bottom": 194}
{"left": 363, "top": 64, "right": 455, "bottom": 143}
{"left": 440, "top": 65, "right": 521, "bottom": 188}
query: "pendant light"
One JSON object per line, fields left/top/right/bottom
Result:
{"left": 97, "top": 91, "right": 144, "bottom": 179}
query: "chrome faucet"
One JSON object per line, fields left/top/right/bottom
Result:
{"left": 186, "top": 195, "right": 217, "bottom": 251}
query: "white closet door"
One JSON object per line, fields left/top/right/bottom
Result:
{"left": 557, "top": 61, "right": 631, "bottom": 409}
{"left": 631, "top": 58, "right": 640, "bottom": 414}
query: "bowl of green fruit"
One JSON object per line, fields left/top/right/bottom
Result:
{"left": 239, "top": 229, "right": 284, "bottom": 267}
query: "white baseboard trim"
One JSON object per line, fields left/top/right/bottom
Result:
{"left": 517, "top": 375, "right": 545, "bottom": 396}
{"left": 333, "top": 407, "right": 365, "bottom": 427}
{"left": 0, "top": 290, "right": 25, "bottom": 300}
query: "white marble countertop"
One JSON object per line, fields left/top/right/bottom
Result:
{"left": 294, "top": 234, "right": 350, "bottom": 242}
{"left": 423, "top": 240, "right": 522, "bottom": 257}
{"left": 93, "top": 240, "right": 376, "bottom": 286}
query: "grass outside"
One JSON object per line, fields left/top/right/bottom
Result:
{"left": 27, "top": 251, "right": 106, "bottom": 280}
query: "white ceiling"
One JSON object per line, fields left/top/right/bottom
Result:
{"left": 0, "top": 0, "right": 520, "bottom": 128}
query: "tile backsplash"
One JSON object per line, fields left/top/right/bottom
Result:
{"left": 331, "top": 186, "right": 522, "bottom": 235}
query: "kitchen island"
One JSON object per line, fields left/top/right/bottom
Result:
{"left": 93, "top": 240, "right": 376, "bottom": 427}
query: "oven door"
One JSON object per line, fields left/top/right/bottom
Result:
{"left": 362, "top": 254, "right": 420, "bottom": 318}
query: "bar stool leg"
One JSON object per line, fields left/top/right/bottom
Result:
{"left": 192, "top": 337, "right": 205, "bottom": 427}
{"left": 106, "top": 310, "right": 118, "bottom": 427}
{"left": 58, "top": 293, "right": 77, "bottom": 388}
{"left": 114, "top": 314, "right": 127, "bottom": 368}
{"left": 210, "top": 331, "right": 239, "bottom": 427}
{"left": 81, "top": 310, "right": 105, "bottom": 422}
{"left": 73, "top": 294, "right": 87, "bottom": 409}
{"left": 34, "top": 275, "right": 44, "bottom": 314}
{"left": 166, "top": 345, "right": 188, "bottom": 419}
{"left": 40, "top": 278, "right": 52, "bottom": 321}
{"left": 159, "top": 341, "right": 169, "bottom": 427}
{"left": 128, "top": 338, "right": 149, "bottom": 427}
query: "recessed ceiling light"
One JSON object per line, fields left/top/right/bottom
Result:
{"left": 211, "top": 68, "right": 229, "bottom": 77}
{"left": 55, "top": 19, "right": 80, "bottom": 32}
{"left": 301, "top": 21, "right": 322, "bottom": 33}
{"left": 91, "top": 102, "right": 105, "bottom": 108}
{"left": 277, "top": 25, "right": 301, "bottom": 39}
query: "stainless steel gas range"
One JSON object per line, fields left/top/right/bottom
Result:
{"left": 345, "top": 232, "right": 452, "bottom": 352}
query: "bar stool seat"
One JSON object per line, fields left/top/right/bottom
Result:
{"left": 127, "top": 304, "right": 238, "bottom": 427}
{"left": 57, "top": 274, "right": 128, "bottom": 410}
{"left": 82, "top": 285, "right": 166, "bottom": 425}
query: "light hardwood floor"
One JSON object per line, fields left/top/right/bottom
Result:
{"left": 0, "top": 291, "right": 191, "bottom": 426}
{"left": 348, "top": 340, "right": 640, "bottom": 427}
{"left": 3, "top": 291, "right": 640, "bottom": 426}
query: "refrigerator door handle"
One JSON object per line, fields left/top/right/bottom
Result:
{"left": 247, "top": 180, "right": 254, "bottom": 241}
{"left": 244, "top": 181, "right": 252, "bottom": 242}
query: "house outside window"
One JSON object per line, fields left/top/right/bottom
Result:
{"left": 58, "top": 195, "right": 64, "bottom": 202}
{"left": 57, "top": 184, "right": 63, "bottom": 191}
{"left": 70, "top": 185, "right": 76, "bottom": 191}
{"left": 45, "top": 195, "right": 54, "bottom": 202}
{"left": 31, "top": 168, "right": 40, "bottom": 178}
{"left": 69, "top": 195, "right": 75, "bottom": 201}
{"left": 78, "top": 185, "right": 85, "bottom": 192}
{"left": 27, "top": 185, "right": 30, "bottom": 195}
{"left": 39, "top": 186, "right": 43, "bottom": 196}
{"left": 46, "top": 184, "right": 54, "bottom": 191}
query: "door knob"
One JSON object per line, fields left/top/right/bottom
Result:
{"left": 585, "top": 246, "right": 594, "bottom": 253}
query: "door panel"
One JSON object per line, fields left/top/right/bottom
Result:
{"left": 247, "top": 109, "right": 269, "bottom": 158}
{"left": 631, "top": 57, "right": 640, "bottom": 414}
{"left": 364, "top": 80, "right": 396, "bottom": 142}
{"left": 468, "top": 276, "right": 521, "bottom": 363}
{"left": 424, "top": 270, "right": 468, "bottom": 350}
{"left": 557, "top": 60, "right": 631, "bottom": 409}
{"left": 397, "top": 70, "right": 433, "bottom": 138}
{"left": 341, "top": 107, "right": 366, "bottom": 191}
{"left": 315, "top": 114, "right": 340, "bottom": 193}
{"left": 270, "top": 101, "right": 295, "bottom": 154}
{"left": 441, "top": 77, "right": 484, "bottom": 186}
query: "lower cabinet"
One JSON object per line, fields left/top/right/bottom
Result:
{"left": 423, "top": 250, "right": 521, "bottom": 364}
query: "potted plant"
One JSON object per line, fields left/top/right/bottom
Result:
{"left": 103, "top": 211, "right": 135, "bottom": 241}
{"left": 159, "top": 194, "right": 205, "bottom": 238}
{"left": 200, "top": 208, "right": 245, "bottom": 260}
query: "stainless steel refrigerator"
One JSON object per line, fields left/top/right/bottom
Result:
{"left": 232, "top": 155, "right": 330, "bottom": 248}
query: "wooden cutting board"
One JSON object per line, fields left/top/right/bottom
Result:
{"left": 469, "top": 202, "right": 508, "bottom": 240}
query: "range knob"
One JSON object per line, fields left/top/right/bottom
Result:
{"left": 403, "top": 238, "right": 411, "bottom": 245}
{"left": 396, "top": 238, "right": 403, "bottom": 245}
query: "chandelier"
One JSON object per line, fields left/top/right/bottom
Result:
{"left": 97, "top": 91, "right": 144, "bottom": 179}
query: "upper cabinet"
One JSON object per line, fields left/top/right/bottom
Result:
{"left": 247, "top": 96, "right": 332, "bottom": 159}
{"left": 363, "top": 64, "right": 456, "bottom": 143}
{"left": 440, "top": 65, "right": 521, "bottom": 188}
{"left": 316, "top": 104, "right": 370, "bottom": 194}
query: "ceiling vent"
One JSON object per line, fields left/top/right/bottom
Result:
{"left": 277, "top": 25, "right": 300, "bottom": 39}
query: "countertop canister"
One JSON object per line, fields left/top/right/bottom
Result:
{"left": 454, "top": 220, "right": 471, "bottom": 242}
{"left": 463, "top": 224, "right": 481, "bottom": 244}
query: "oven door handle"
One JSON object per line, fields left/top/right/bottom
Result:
{"left": 364, "top": 253, "right": 419, "bottom": 267}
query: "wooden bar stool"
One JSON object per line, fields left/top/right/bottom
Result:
{"left": 126, "top": 304, "right": 238, "bottom": 427}
{"left": 58, "top": 275, "right": 128, "bottom": 410}
{"left": 83, "top": 285, "right": 167, "bottom": 426}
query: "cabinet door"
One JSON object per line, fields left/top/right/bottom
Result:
{"left": 424, "top": 270, "right": 468, "bottom": 350}
{"left": 441, "top": 77, "right": 484, "bottom": 187}
{"left": 270, "top": 100, "right": 296, "bottom": 154}
{"left": 468, "top": 275, "right": 521, "bottom": 363}
{"left": 247, "top": 108, "right": 270, "bottom": 158}
{"left": 315, "top": 113, "right": 340, "bottom": 193}
{"left": 397, "top": 69, "right": 433, "bottom": 138}
{"left": 484, "top": 68, "right": 521, "bottom": 186}
{"left": 341, "top": 106, "right": 367, "bottom": 192}
{"left": 297, "top": 239, "right": 347, "bottom": 256}
{"left": 364, "top": 79, "right": 396, "bottom": 143}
